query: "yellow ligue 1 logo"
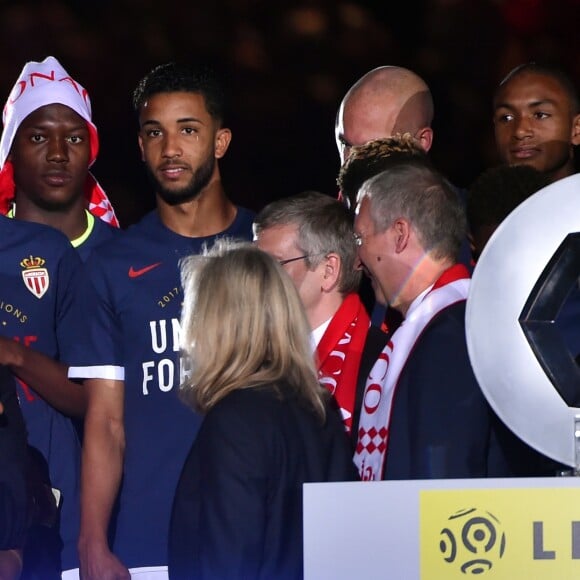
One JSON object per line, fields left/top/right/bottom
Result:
{"left": 422, "top": 487, "right": 580, "bottom": 579}
{"left": 438, "top": 507, "right": 506, "bottom": 574}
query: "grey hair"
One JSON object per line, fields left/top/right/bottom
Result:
{"left": 358, "top": 161, "right": 466, "bottom": 261}
{"left": 253, "top": 191, "right": 361, "bottom": 295}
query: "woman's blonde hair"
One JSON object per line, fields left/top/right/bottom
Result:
{"left": 179, "top": 239, "right": 327, "bottom": 419}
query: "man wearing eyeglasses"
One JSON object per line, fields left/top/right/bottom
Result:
{"left": 351, "top": 157, "right": 553, "bottom": 481}
{"left": 253, "top": 191, "right": 386, "bottom": 444}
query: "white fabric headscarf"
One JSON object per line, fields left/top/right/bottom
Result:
{"left": 0, "top": 56, "right": 119, "bottom": 226}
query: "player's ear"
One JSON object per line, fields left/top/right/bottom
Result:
{"left": 214, "top": 128, "right": 232, "bottom": 159}
{"left": 321, "top": 253, "right": 341, "bottom": 292}
{"left": 415, "top": 126, "right": 433, "bottom": 153}
{"left": 393, "top": 218, "right": 410, "bottom": 253}
{"left": 571, "top": 113, "right": 580, "bottom": 146}
{"left": 138, "top": 135, "right": 145, "bottom": 162}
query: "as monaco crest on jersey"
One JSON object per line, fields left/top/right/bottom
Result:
{"left": 20, "top": 256, "right": 49, "bottom": 299}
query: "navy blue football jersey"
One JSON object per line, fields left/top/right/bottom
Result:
{"left": 68, "top": 207, "right": 255, "bottom": 568}
{"left": 0, "top": 215, "right": 82, "bottom": 570}
{"left": 73, "top": 211, "right": 121, "bottom": 262}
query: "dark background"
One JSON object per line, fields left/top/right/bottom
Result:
{"left": 0, "top": 0, "right": 578, "bottom": 227}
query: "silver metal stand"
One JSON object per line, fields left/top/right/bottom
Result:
{"left": 574, "top": 415, "right": 580, "bottom": 475}
{"left": 556, "top": 415, "right": 580, "bottom": 476}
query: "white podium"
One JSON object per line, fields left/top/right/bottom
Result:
{"left": 304, "top": 478, "right": 580, "bottom": 579}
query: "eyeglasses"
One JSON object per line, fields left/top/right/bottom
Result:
{"left": 354, "top": 230, "right": 378, "bottom": 247}
{"left": 278, "top": 254, "right": 311, "bottom": 266}
{"left": 278, "top": 252, "right": 328, "bottom": 266}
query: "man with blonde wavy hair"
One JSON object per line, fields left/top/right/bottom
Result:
{"left": 337, "top": 133, "right": 429, "bottom": 212}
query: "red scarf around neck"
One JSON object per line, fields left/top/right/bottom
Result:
{"left": 316, "top": 292, "right": 370, "bottom": 433}
{"left": 354, "top": 264, "right": 470, "bottom": 480}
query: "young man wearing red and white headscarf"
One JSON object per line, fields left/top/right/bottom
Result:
{"left": 0, "top": 56, "right": 119, "bottom": 578}
{"left": 0, "top": 58, "right": 121, "bottom": 406}
{"left": 0, "top": 55, "right": 119, "bottom": 261}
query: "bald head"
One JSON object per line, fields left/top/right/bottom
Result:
{"left": 335, "top": 66, "right": 434, "bottom": 163}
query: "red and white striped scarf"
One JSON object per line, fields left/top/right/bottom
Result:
{"left": 316, "top": 292, "right": 370, "bottom": 433}
{"left": 354, "top": 264, "right": 470, "bottom": 480}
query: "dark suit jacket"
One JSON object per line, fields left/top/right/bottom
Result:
{"left": 168, "top": 382, "right": 358, "bottom": 580}
{"left": 382, "top": 301, "right": 557, "bottom": 480}
{"left": 351, "top": 325, "right": 389, "bottom": 448}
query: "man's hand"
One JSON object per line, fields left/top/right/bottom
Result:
{"left": 79, "top": 541, "right": 130, "bottom": 580}
{"left": 0, "top": 338, "right": 22, "bottom": 368}
{"left": 0, "top": 549, "right": 22, "bottom": 580}
{"left": 0, "top": 336, "right": 86, "bottom": 417}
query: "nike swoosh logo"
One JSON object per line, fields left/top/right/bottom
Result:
{"left": 128, "top": 262, "right": 162, "bottom": 278}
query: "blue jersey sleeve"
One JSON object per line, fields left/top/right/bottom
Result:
{"left": 66, "top": 253, "right": 124, "bottom": 380}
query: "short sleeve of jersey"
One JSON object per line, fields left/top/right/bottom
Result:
{"left": 0, "top": 216, "right": 83, "bottom": 364}
{"left": 67, "top": 208, "right": 254, "bottom": 382}
{"left": 67, "top": 251, "right": 124, "bottom": 380}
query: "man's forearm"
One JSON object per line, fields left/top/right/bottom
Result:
{"left": 0, "top": 338, "right": 86, "bottom": 417}
{"left": 79, "top": 409, "right": 125, "bottom": 548}
{"left": 78, "top": 379, "right": 130, "bottom": 580}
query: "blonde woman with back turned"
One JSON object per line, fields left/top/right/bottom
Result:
{"left": 168, "top": 240, "right": 358, "bottom": 580}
